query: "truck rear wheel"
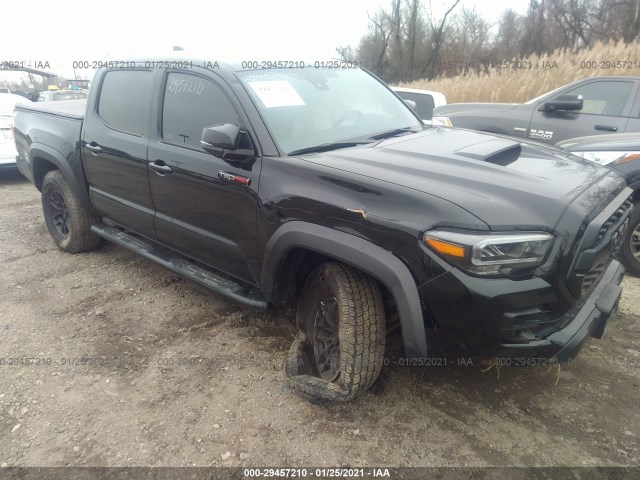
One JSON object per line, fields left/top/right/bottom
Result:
{"left": 285, "top": 262, "right": 386, "bottom": 403}
{"left": 619, "top": 202, "right": 640, "bottom": 276}
{"left": 41, "top": 170, "right": 102, "bottom": 253}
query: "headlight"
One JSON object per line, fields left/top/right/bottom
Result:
{"left": 431, "top": 116, "right": 453, "bottom": 127}
{"left": 424, "top": 230, "right": 554, "bottom": 276}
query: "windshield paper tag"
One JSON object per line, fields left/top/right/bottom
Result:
{"left": 248, "top": 80, "right": 305, "bottom": 108}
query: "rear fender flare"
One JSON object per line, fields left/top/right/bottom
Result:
{"left": 29, "top": 144, "right": 94, "bottom": 211}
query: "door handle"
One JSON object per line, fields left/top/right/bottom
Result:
{"left": 595, "top": 125, "right": 618, "bottom": 132}
{"left": 149, "top": 160, "right": 173, "bottom": 175}
{"left": 85, "top": 143, "right": 103, "bottom": 154}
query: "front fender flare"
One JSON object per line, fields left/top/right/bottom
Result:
{"left": 262, "top": 221, "right": 428, "bottom": 359}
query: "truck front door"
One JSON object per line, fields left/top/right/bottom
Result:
{"left": 527, "top": 78, "right": 637, "bottom": 144}
{"left": 147, "top": 70, "right": 261, "bottom": 284}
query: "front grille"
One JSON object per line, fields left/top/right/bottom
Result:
{"left": 581, "top": 259, "right": 608, "bottom": 296}
{"left": 566, "top": 191, "right": 633, "bottom": 300}
{"left": 596, "top": 197, "right": 633, "bottom": 245}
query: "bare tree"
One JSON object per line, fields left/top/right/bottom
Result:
{"left": 588, "top": 1, "right": 623, "bottom": 42}
{"left": 336, "top": 45, "right": 356, "bottom": 62}
{"left": 405, "top": 0, "right": 423, "bottom": 80}
{"left": 520, "top": 0, "right": 548, "bottom": 55}
{"left": 358, "top": 9, "right": 393, "bottom": 77}
{"left": 349, "top": 0, "right": 640, "bottom": 83}
{"left": 420, "top": 0, "right": 462, "bottom": 78}
{"left": 495, "top": 9, "right": 522, "bottom": 59}
{"left": 390, "top": 0, "right": 404, "bottom": 72}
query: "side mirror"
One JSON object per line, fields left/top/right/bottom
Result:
{"left": 541, "top": 94, "right": 583, "bottom": 112}
{"left": 201, "top": 124, "right": 255, "bottom": 162}
{"left": 403, "top": 99, "right": 417, "bottom": 112}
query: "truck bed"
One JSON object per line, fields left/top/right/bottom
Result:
{"left": 12, "top": 99, "right": 86, "bottom": 186}
{"left": 15, "top": 99, "right": 86, "bottom": 120}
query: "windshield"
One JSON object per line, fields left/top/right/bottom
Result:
{"left": 236, "top": 68, "right": 422, "bottom": 154}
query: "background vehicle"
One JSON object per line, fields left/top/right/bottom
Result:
{"left": 392, "top": 86, "right": 446, "bottom": 124}
{"left": 0, "top": 92, "right": 31, "bottom": 169}
{"left": 13, "top": 90, "right": 39, "bottom": 102}
{"left": 13, "top": 59, "right": 632, "bottom": 404}
{"left": 558, "top": 132, "right": 640, "bottom": 275}
{"left": 433, "top": 77, "right": 640, "bottom": 144}
{"left": 37, "top": 89, "right": 88, "bottom": 102}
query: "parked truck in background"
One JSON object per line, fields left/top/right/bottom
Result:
{"left": 433, "top": 76, "right": 640, "bottom": 144}
{"left": 391, "top": 87, "right": 447, "bottom": 124}
{"left": 12, "top": 59, "right": 633, "bottom": 403}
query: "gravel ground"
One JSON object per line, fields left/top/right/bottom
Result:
{"left": 1, "top": 169, "right": 639, "bottom": 468}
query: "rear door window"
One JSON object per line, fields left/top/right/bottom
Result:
{"left": 98, "top": 70, "right": 153, "bottom": 135}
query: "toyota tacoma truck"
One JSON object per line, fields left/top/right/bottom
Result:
{"left": 13, "top": 59, "right": 633, "bottom": 403}
{"left": 433, "top": 76, "right": 640, "bottom": 144}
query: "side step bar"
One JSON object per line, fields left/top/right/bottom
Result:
{"left": 90, "top": 224, "right": 268, "bottom": 310}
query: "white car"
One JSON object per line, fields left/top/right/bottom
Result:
{"left": 0, "top": 93, "right": 32, "bottom": 169}
{"left": 391, "top": 87, "right": 447, "bottom": 124}
{"left": 37, "top": 89, "right": 88, "bottom": 102}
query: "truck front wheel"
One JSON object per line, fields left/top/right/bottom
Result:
{"left": 620, "top": 203, "right": 640, "bottom": 276}
{"left": 41, "top": 170, "right": 102, "bottom": 253}
{"left": 285, "top": 262, "right": 386, "bottom": 403}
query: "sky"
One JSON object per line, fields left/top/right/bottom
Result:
{"left": 2, "top": 0, "right": 529, "bottom": 81}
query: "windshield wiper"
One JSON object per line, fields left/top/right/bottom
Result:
{"left": 368, "top": 126, "right": 420, "bottom": 141}
{"left": 288, "top": 141, "right": 371, "bottom": 156}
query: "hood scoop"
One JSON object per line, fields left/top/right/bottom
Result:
{"left": 454, "top": 138, "right": 522, "bottom": 166}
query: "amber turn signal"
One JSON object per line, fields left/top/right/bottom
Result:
{"left": 425, "top": 238, "right": 466, "bottom": 258}
{"left": 615, "top": 153, "right": 640, "bottom": 165}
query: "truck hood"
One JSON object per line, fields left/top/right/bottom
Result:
{"left": 434, "top": 103, "right": 519, "bottom": 115}
{"left": 300, "top": 128, "right": 624, "bottom": 230}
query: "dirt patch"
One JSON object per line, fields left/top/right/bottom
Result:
{"left": 0, "top": 169, "right": 638, "bottom": 467}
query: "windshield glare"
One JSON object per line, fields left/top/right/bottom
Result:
{"left": 237, "top": 68, "right": 422, "bottom": 154}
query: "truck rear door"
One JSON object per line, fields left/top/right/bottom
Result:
{"left": 82, "top": 69, "right": 156, "bottom": 238}
{"left": 527, "top": 77, "right": 638, "bottom": 144}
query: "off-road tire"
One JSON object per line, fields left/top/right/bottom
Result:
{"left": 41, "top": 170, "right": 102, "bottom": 253}
{"left": 619, "top": 202, "right": 640, "bottom": 276}
{"left": 285, "top": 263, "right": 385, "bottom": 403}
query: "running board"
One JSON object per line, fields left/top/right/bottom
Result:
{"left": 90, "top": 224, "right": 268, "bottom": 310}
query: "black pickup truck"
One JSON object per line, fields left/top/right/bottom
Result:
{"left": 433, "top": 76, "right": 640, "bottom": 144}
{"left": 13, "top": 59, "right": 633, "bottom": 403}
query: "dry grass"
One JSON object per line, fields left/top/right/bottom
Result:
{"left": 399, "top": 40, "right": 640, "bottom": 103}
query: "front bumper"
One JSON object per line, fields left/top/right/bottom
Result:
{"left": 500, "top": 259, "right": 624, "bottom": 362}
{"left": 419, "top": 258, "right": 625, "bottom": 362}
